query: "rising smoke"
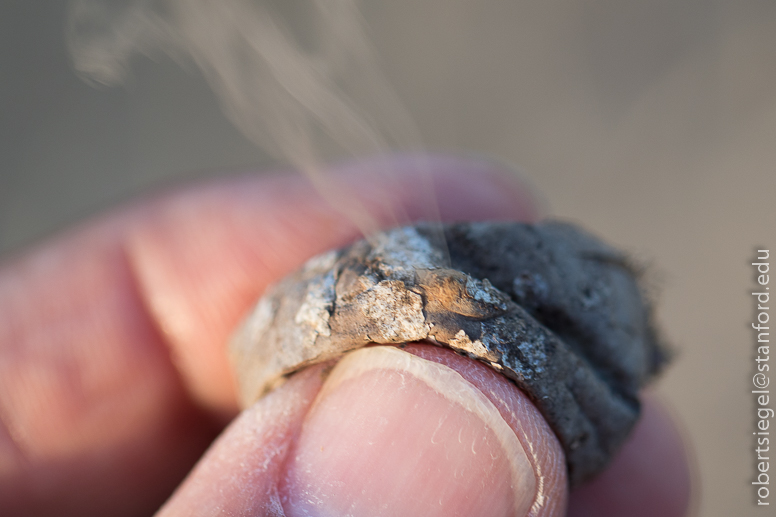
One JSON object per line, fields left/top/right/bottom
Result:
{"left": 66, "top": 0, "right": 440, "bottom": 238}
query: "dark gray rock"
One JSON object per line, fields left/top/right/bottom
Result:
{"left": 230, "top": 221, "right": 669, "bottom": 485}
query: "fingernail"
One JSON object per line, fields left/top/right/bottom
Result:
{"left": 280, "top": 346, "right": 536, "bottom": 517}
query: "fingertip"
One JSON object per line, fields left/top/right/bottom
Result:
{"left": 156, "top": 345, "right": 569, "bottom": 517}
{"left": 280, "top": 345, "right": 567, "bottom": 517}
{"left": 402, "top": 344, "right": 568, "bottom": 517}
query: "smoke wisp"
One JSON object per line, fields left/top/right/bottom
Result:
{"left": 67, "top": 0, "right": 440, "bottom": 238}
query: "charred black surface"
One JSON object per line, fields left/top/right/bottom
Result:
{"left": 230, "top": 221, "right": 669, "bottom": 485}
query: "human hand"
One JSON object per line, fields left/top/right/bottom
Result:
{"left": 0, "top": 156, "right": 692, "bottom": 516}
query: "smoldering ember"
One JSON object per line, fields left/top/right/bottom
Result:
{"left": 231, "top": 221, "right": 669, "bottom": 486}
{"left": 752, "top": 250, "right": 771, "bottom": 506}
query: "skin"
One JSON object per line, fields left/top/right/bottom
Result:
{"left": 0, "top": 155, "right": 692, "bottom": 516}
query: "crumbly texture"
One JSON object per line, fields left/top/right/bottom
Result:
{"left": 230, "top": 221, "right": 668, "bottom": 485}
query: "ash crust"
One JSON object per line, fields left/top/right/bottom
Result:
{"left": 230, "top": 222, "right": 668, "bottom": 485}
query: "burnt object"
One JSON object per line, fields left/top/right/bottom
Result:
{"left": 230, "top": 222, "right": 668, "bottom": 485}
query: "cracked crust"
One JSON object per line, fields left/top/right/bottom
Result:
{"left": 229, "top": 222, "right": 668, "bottom": 485}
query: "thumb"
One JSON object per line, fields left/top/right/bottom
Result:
{"left": 157, "top": 343, "right": 567, "bottom": 517}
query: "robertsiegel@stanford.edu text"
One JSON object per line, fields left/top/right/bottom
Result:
{"left": 753, "top": 249, "right": 772, "bottom": 506}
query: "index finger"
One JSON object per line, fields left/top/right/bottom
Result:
{"left": 123, "top": 155, "right": 540, "bottom": 413}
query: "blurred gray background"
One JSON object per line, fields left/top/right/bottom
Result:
{"left": 3, "top": 1, "right": 776, "bottom": 515}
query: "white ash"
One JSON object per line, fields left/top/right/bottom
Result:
{"left": 294, "top": 269, "right": 336, "bottom": 339}
{"left": 366, "top": 226, "right": 444, "bottom": 281}
{"left": 357, "top": 281, "right": 429, "bottom": 342}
